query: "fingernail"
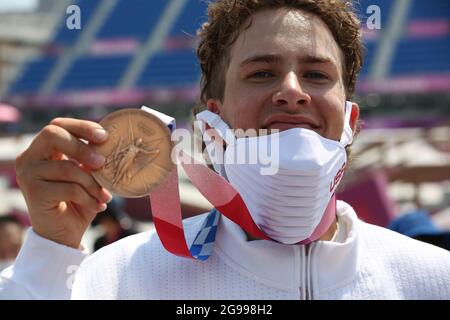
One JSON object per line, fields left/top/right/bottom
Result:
{"left": 90, "top": 152, "right": 105, "bottom": 167}
{"left": 94, "top": 129, "right": 108, "bottom": 141}
{"left": 98, "top": 203, "right": 107, "bottom": 212}
{"left": 102, "top": 190, "right": 113, "bottom": 203}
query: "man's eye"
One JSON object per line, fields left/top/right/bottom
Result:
{"left": 249, "top": 71, "right": 274, "bottom": 79}
{"left": 304, "top": 72, "right": 328, "bottom": 80}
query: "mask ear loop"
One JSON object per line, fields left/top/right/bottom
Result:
{"left": 196, "top": 110, "right": 235, "bottom": 178}
{"left": 340, "top": 101, "right": 354, "bottom": 147}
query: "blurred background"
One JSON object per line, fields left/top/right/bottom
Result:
{"left": 0, "top": 0, "right": 449, "bottom": 263}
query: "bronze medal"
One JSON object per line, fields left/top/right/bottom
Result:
{"left": 91, "top": 108, "right": 173, "bottom": 198}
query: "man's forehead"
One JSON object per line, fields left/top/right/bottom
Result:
{"left": 229, "top": 8, "right": 342, "bottom": 69}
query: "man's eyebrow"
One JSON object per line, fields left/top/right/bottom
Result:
{"left": 299, "top": 54, "right": 336, "bottom": 65}
{"left": 239, "top": 54, "right": 337, "bottom": 67}
{"left": 239, "top": 54, "right": 283, "bottom": 67}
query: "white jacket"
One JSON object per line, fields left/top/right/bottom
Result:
{"left": 1, "top": 201, "right": 450, "bottom": 299}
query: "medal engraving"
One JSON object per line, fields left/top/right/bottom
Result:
{"left": 91, "top": 109, "right": 173, "bottom": 198}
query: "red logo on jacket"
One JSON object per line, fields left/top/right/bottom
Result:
{"left": 330, "top": 162, "right": 346, "bottom": 193}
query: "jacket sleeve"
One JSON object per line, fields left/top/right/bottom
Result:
{"left": 0, "top": 228, "right": 89, "bottom": 300}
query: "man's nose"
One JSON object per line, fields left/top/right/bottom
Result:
{"left": 272, "top": 72, "right": 311, "bottom": 110}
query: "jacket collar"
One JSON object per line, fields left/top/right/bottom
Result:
{"left": 214, "top": 200, "right": 360, "bottom": 292}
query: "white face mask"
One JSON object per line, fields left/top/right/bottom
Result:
{"left": 196, "top": 101, "right": 354, "bottom": 244}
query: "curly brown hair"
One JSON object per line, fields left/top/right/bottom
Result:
{"left": 197, "top": 0, "right": 363, "bottom": 104}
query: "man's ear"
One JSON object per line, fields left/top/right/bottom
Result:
{"left": 206, "top": 99, "right": 222, "bottom": 115}
{"left": 350, "top": 103, "right": 360, "bottom": 133}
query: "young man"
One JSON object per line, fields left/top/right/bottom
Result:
{"left": 1, "top": 0, "right": 450, "bottom": 299}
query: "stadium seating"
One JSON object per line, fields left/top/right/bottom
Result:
{"left": 58, "top": 56, "right": 132, "bottom": 91}
{"left": 409, "top": 0, "right": 450, "bottom": 19}
{"left": 137, "top": 51, "right": 199, "bottom": 88}
{"left": 137, "top": 1, "right": 207, "bottom": 89}
{"left": 391, "top": 38, "right": 450, "bottom": 75}
{"left": 358, "top": 0, "right": 394, "bottom": 78}
{"left": 169, "top": 0, "right": 207, "bottom": 36}
{"left": 96, "top": 0, "right": 167, "bottom": 41}
{"left": 8, "top": 0, "right": 100, "bottom": 94}
{"left": 390, "top": 0, "right": 450, "bottom": 76}
{"left": 8, "top": 57, "right": 57, "bottom": 94}
{"left": 6, "top": 0, "right": 450, "bottom": 97}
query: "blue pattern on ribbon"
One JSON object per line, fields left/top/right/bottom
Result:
{"left": 189, "top": 209, "right": 221, "bottom": 261}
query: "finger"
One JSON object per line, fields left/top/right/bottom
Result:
{"left": 27, "top": 124, "right": 106, "bottom": 169}
{"left": 78, "top": 163, "right": 112, "bottom": 202}
{"left": 50, "top": 117, "right": 108, "bottom": 144}
{"left": 71, "top": 202, "right": 107, "bottom": 224}
{"left": 34, "top": 160, "right": 112, "bottom": 204}
{"left": 42, "top": 181, "right": 107, "bottom": 216}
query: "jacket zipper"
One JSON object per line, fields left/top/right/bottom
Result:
{"left": 300, "top": 243, "right": 314, "bottom": 300}
{"left": 306, "top": 243, "right": 314, "bottom": 300}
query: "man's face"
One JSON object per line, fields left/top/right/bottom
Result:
{"left": 207, "top": 8, "right": 359, "bottom": 140}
